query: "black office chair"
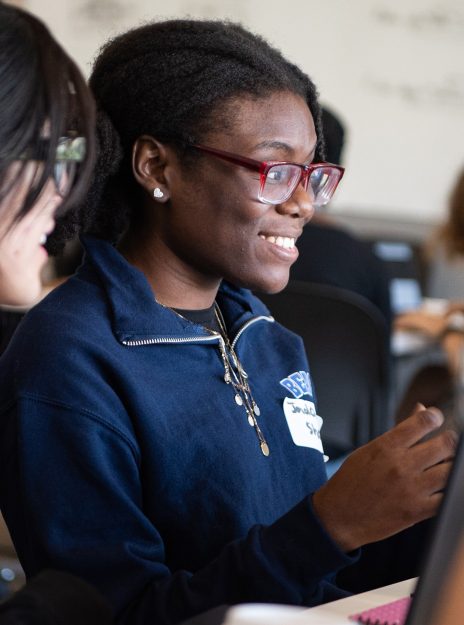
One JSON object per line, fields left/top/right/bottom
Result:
{"left": 258, "top": 281, "right": 391, "bottom": 457}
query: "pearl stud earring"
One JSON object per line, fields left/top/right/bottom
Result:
{"left": 153, "top": 187, "right": 164, "bottom": 199}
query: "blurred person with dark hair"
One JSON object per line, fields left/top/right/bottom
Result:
{"left": 0, "top": 3, "right": 112, "bottom": 623}
{"left": 319, "top": 107, "right": 345, "bottom": 165}
{"left": 290, "top": 106, "right": 392, "bottom": 330}
{"left": 0, "top": 2, "right": 95, "bottom": 304}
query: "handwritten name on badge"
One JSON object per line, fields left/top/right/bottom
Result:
{"left": 283, "top": 397, "right": 325, "bottom": 456}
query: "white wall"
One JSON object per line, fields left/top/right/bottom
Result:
{"left": 22, "top": 0, "right": 464, "bottom": 223}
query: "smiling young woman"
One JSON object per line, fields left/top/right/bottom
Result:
{"left": 0, "top": 18, "right": 456, "bottom": 625}
{"left": 121, "top": 90, "right": 321, "bottom": 300}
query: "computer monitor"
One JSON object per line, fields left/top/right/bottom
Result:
{"left": 373, "top": 241, "right": 423, "bottom": 314}
{"left": 406, "top": 431, "right": 464, "bottom": 625}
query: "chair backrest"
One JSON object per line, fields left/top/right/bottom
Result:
{"left": 258, "top": 281, "right": 391, "bottom": 456}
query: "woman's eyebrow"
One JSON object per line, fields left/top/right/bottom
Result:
{"left": 253, "top": 140, "right": 292, "bottom": 153}
{"left": 253, "top": 140, "right": 317, "bottom": 162}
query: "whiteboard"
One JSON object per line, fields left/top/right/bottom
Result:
{"left": 24, "top": 0, "right": 464, "bottom": 222}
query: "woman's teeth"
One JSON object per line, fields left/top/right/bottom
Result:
{"left": 39, "top": 234, "right": 47, "bottom": 245}
{"left": 259, "top": 235, "right": 295, "bottom": 249}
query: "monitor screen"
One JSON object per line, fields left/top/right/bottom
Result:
{"left": 406, "top": 431, "right": 464, "bottom": 625}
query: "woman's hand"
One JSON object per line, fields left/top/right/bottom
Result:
{"left": 442, "top": 332, "right": 464, "bottom": 376}
{"left": 312, "top": 404, "right": 457, "bottom": 552}
{"left": 394, "top": 310, "right": 449, "bottom": 338}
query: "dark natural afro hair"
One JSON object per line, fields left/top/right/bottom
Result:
{"left": 50, "top": 19, "right": 324, "bottom": 247}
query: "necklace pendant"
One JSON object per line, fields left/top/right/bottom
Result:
{"left": 260, "top": 442, "right": 270, "bottom": 457}
{"left": 247, "top": 414, "right": 255, "bottom": 427}
{"left": 235, "top": 394, "right": 243, "bottom": 406}
{"left": 239, "top": 366, "right": 248, "bottom": 379}
{"left": 253, "top": 403, "right": 261, "bottom": 416}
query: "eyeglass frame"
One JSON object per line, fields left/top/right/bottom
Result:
{"left": 15, "top": 136, "right": 86, "bottom": 164}
{"left": 187, "top": 142, "right": 345, "bottom": 206}
{"left": 13, "top": 135, "right": 86, "bottom": 198}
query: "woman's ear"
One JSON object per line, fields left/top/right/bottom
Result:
{"left": 132, "top": 136, "right": 170, "bottom": 203}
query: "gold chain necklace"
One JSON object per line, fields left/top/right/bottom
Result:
{"left": 157, "top": 298, "right": 270, "bottom": 457}
{"left": 214, "top": 303, "right": 270, "bottom": 457}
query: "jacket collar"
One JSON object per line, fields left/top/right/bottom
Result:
{"left": 79, "top": 236, "right": 272, "bottom": 344}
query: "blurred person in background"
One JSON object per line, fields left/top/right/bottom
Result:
{"left": 425, "top": 167, "right": 464, "bottom": 301}
{"left": 0, "top": 3, "right": 112, "bottom": 623}
{"left": 290, "top": 106, "right": 392, "bottom": 331}
{"left": 395, "top": 168, "right": 464, "bottom": 421}
{"left": 398, "top": 165, "right": 464, "bottom": 352}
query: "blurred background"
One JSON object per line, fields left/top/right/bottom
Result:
{"left": 7, "top": 0, "right": 464, "bottom": 238}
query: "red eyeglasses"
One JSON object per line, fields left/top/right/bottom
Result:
{"left": 188, "top": 142, "right": 345, "bottom": 207}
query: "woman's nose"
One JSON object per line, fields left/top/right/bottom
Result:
{"left": 276, "top": 183, "right": 314, "bottom": 222}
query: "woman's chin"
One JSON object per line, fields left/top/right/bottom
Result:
{"left": 248, "top": 273, "right": 290, "bottom": 296}
{"left": 0, "top": 279, "right": 43, "bottom": 308}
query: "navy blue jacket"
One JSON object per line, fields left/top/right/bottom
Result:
{"left": 0, "top": 236, "right": 358, "bottom": 624}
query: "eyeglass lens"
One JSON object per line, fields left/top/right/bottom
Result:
{"left": 53, "top": 161, "right": 77, "bottom": 197}
{"left": 309, "top": 166, "right": 342, "bottom": 207}
{"left": 262, "top": 164, "right": 341, "bottom": 207}
{"left": 262, "top": 164, "right": 302, "bottom": 204}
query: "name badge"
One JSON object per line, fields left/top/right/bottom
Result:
{"left": 283, "top": 397, "right": 327, "bottom": 459}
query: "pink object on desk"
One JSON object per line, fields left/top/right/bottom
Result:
{"left": 349, "top": 595, "right": 412, "bottom": 625}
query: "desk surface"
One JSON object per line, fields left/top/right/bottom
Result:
{"left": 225, "top": 579, "right": 416, "bottom": 625}
{"left": 294, "top": 578, "right": 416, "bottom": 625}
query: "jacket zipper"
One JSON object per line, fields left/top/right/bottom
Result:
{"left": 121, "top": 335, "right": 220, "bottom": 347}
{"left": 231, "top": 315, "right": 273, "bottom": 350}
{"left": 121, "top": 315, "right": 274, "bottom": 348}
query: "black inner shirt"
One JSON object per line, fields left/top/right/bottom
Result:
{"left": 173, "top": 303, "right": 222, "bottom": 335}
